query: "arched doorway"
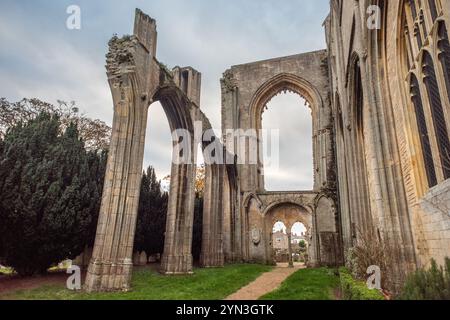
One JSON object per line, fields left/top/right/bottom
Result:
{"left": 272, "top": 221, "right": 289, "bottom": 264}
{"left": 291, "top": 222, "right": 309, "bottom": 265}
{"left": 264, "top": 203, "right": 313, "bottom": 268}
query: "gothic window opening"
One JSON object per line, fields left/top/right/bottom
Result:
{"left": 415, "top": 23, "right": 423, "bottom": 49}
{"left": 410, "top": 74, "right": 438, "bottom": 187}
{"left": 261, "top": 92, "right": 313, "bottom": 191}
{"left": 428, "top": 0, "right": 438, "bottom": 22}
{"left": 437, "top": 22, "right": 450, "bottom": 104}
{"left": 409, "top": 0, "right": 418, "bottom": 20}
{"left": 422, "top": 52, "right": 450, "bottom": 180}
{"left": 355, "top": 60, "right": 364, "bottom": 133}
{"left": 401, "top": 1, "right": 450, "bottom": 188}
{"left": 404, "top": 20, "right": 414, "bottom": 70}
{"left": 419, "top": 10, "right": 427, "bottom": 38}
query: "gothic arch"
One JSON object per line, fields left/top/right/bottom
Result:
{"left": 408, "top": 71, "right": 438, "bottom": 187}
{"left": 242, "top": 193, "right": 263, "bottom": 210}
{"left": 264, "top": 202, "right": 311, "bottom": 230}
{"left": 421, "top": 50, "right": 450, "bottom": 180}
{"left": 262, "top": 200, "right": 312, "bottom": 217}
{"left": 263, "top": 202, "right": 314, "bottom": 266}
{"left": 85, "top": 10, "right": 226, "bottom": 291}
{"left": 249, "top": 73, "right": 323, "bottom": 130}
{"left": 247, "top": 72, "right": 327, "bottom": 191}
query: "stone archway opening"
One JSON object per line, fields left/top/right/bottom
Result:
{"left": 192, "top": 145, "right": 206, "bottom": 264}
{"left": 291, "top": 222, "right": 309, "bottom": 266}
{"left": 272, "top": 221, "right": 288, "bottom": 265}
{"left": 131, "top": 101, "right": 173, "bottom": 269}
{"left": 261, "top": 92, "right": 313, "bottom": 191}
{"left": 141, "top": 134, "right": 207, "bottom": 269}
{"left": 264, "top": 202, "right": 313, "bottom": 268}
{"left": 145, "top": 101, "right": 173, "bottom": 190}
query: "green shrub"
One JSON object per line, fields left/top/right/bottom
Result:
{"left": 398, "top": 258, "right": 450, "bottom": 300}
{"left": 339, "top": 268, "right": 384, "bottom": 300}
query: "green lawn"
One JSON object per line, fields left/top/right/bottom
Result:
{"left": 0, "top": 264, "right": 272, "bottom": 300}
{"left": 259, "top": 268, "right": 340, "bottom": 300}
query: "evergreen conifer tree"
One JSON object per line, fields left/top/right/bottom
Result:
{"left": 0, "top": 113, "right": 106, "bottom": 275}
{"left": 134, "top": 166, "right": 168, "bottom": 256}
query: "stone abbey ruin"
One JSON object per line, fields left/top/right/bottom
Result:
{"left": 85, "top": 1, "right": 450, "bottom": 292}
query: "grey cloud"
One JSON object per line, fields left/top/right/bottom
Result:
{"left": 0, "top": 0, "right": 328, "bottom": 186}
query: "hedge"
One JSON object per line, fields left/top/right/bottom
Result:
{"left": 339, "top": 268, "right": 385, "bottom": 300}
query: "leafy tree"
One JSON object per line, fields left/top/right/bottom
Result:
{"left": 134, "top": 166, "right": 168, "bottom": 256}
{"left": 0, "top": 98, "right": 111, "bottom": 150}
{"left": 195, "top": 164, "right": 206, "bottom": 196}
{"left": 0, "top": 113, "right": 106, "bottom": 275}
{"left": 299, "top": 240, "right": 306, "bottom": 250}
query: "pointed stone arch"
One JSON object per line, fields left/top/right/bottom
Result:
{"left": 85, "top": 10, "right": 226, "bottom": 292}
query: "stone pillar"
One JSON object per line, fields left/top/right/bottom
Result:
{"left": 200, "top": 165, "right": 225, "bottom": 267}
{"left": 160, "top": 162, "right": 196, "bottom": 274}
{"left": 84, "top": 9, "right": 158, "bottom": 292}
{"left": 308, "top": 210, "right": 319, "bottom": 267}
{"left": 222, "top": 171, "right": 232, "bottom": 262}
{"left": 84, "top": 71, "right": 150, "bottom": 291}
{"left": 269, "top": 231, "right": 276, "bottom": 265}
{"left": 287, "top": 233, "right": 294, "bottom": 268}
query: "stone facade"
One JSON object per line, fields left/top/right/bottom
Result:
{"left": 326, "top": 0, "right": 450, "bottom": 286}
{"left": 273, "top": 231, "right": 289, "bottom": 250}
{"left": 86, "top": 2, "right": 450, "bottom": 292}
{"left": 220, "top": 52, "right": 342, "bottom": 268}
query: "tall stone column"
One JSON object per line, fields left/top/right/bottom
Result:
{"left": 160, "top": 162, "right": 197, "bottom": 274}
{"left": 85, "top": 9, "right": 158, "bottom": 292}
{"left": 158, "top": 69, "right": 204, "bottom": 274}
{"left": 306, "top": 228, "right": 318, "bottom": 267}
{"left": 85, "top": 52, "right": 150, "bottom": 292}
{"left": 287, "top": 233, "right": 294, "bottom": 268}
{"left": 200, "top": 165, "right": 225, "bottom": 267}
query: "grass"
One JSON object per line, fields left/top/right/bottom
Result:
{"left": 259, "top": 268, "right": 340, "bottom": 300}
{"left": 0, "top": 264, "right": 272, "bottom": 300}
{"left": 0, "top": 266, "right": 15, "bottom": 275}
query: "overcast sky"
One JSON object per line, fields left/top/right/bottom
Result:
{"left": 0, "top": 0, "right": 329, "bottom": 190}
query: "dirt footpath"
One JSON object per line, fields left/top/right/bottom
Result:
{"left": 225, "top": 264, "right": 304, "bottom": 300}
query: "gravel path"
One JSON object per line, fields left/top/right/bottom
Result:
{"left": 225, "top": 264, "right": 304, "bottom": 300}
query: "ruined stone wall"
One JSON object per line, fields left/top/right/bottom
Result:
{"left": 327, "top": 0, "right": 450, "bottom": 282}
{"left": 220, "top": 50, "right": 341, "bottom": 266}
{"left": 221, "top": 51, "right": 333, "bottom": 192}
{"left": 381, "top": 0, "right": 450, "bottom": 268}
{"left": 86, "top": 9, "right": 228, "bottom": 291}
